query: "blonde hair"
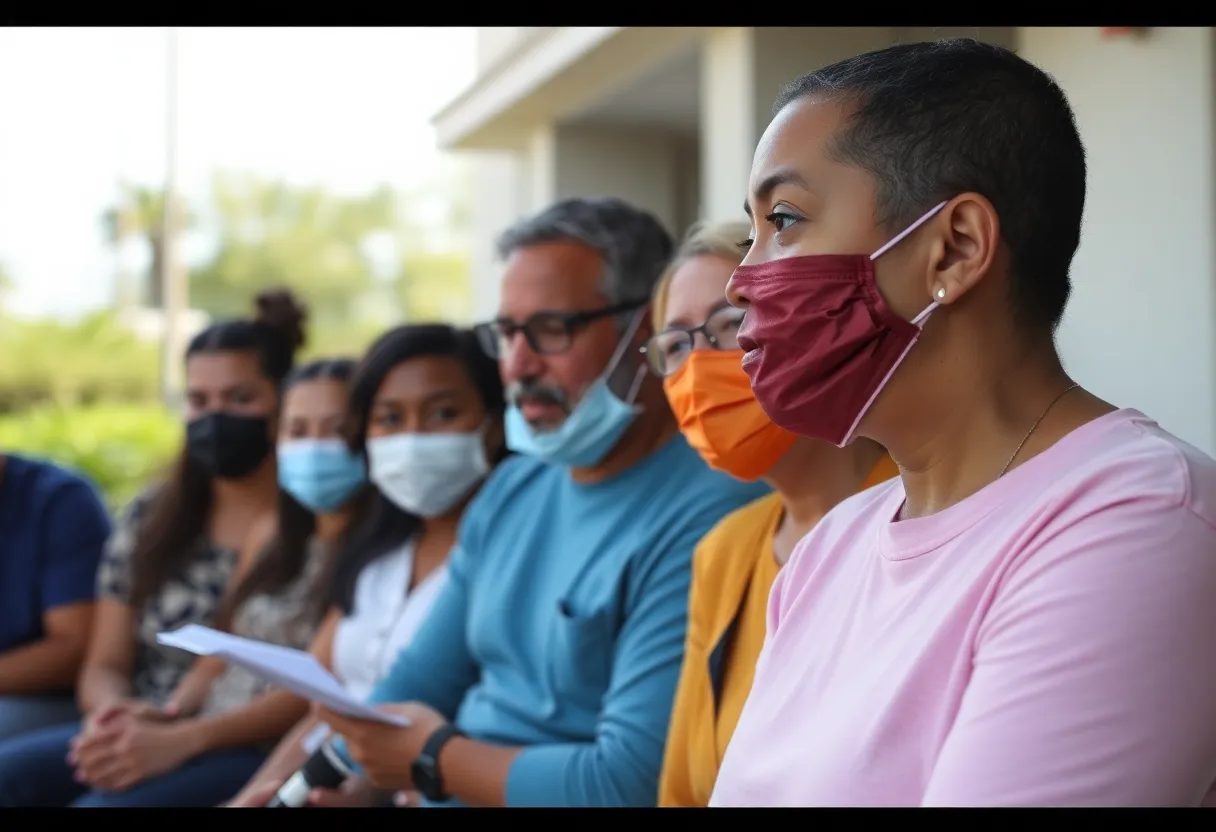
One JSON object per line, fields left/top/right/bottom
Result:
{"left": 651, "top": 220, "right": 753, "bottom": 331}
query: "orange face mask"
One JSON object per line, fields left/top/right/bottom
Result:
{"left": 663, "top": 349, "right": 797, "bottom": 482}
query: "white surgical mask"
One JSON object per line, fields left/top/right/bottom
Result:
{"left": 366, "top": 427, "right": 491, "bottom": 518}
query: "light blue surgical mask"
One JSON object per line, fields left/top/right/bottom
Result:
{"left": 505, "top": 310, "right": 648, "bottom": 468}
{"left": 277, "top": 438, "right": 367, "bottom": 513}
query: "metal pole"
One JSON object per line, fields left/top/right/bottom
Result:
{"left": 159, "top": 26, "right": 182, "bottom": 412}
{"left": 115, "top": 92, "right": 132, "bottom": 313}
{"left": 114, "top": 33, "right": 135, "bottom": 316}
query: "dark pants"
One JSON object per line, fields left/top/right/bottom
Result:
{"left": 0, "top": 721, "right": 265, "bottom": 807}
{"left": 0, "top": 695, "right": 80, "bottom": 744}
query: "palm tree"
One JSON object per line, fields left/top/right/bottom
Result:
{"left": 100, "top": 185, "right": 194, "bottom": 310}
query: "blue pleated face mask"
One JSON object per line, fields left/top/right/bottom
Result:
{"left": 276, "top": 438, "right": 367, "bottom": 513}
{"left": 505, "top": 308, "right": 648, "bottom": 469}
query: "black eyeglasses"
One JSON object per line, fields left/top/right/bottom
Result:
{"left": 640, "top": 305, "right": 746, "bottom": 377}
{"left": 473, "top": 299, "right": 646, "bottom": 359}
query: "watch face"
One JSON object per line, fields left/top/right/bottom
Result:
{"left": 412, "top": 756, "right": 440, "bottom": 800}
{"left": 414, "top": 725, "right": 461, "bottom": 803}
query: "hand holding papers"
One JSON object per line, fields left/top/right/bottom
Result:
{"left": 156, "top": 624, "right": 409, "bottom": 727}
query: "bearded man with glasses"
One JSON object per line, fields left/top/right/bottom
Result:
{"left": 308, "top": 197, "right": 769, "bottom": 808}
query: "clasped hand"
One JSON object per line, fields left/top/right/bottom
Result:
{"left": 68, "top": 699, "right": 193, "bottom": 792}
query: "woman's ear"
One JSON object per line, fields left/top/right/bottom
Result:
{"left": 925, "top": 193, "right": 1000, "bottom": 307}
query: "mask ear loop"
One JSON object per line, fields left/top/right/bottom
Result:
{"left": 869, "top": 200, "right": 949, "bottom": 261}
{"left": 909, "top": 303, "right": 937, "bottom": 327}
{"left": 624, "top": 364, "right": 647, "bottom": 406}
{"left": 604, "top": 306, "right": 650, "bottom": 406}
{"left": 869, "top": 199, "right": 950, "bottom": 325}
{"left": 609, "top": 306, "right": 649, "bottom": 366}
{"left": 839, "top": 200, "right": 953, "bottom": 448}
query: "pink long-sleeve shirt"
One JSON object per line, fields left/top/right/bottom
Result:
{"left": 710, "top": 409, "right": 1216, "bottom": 806}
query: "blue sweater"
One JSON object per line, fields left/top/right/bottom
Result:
{"left": 359, "top": 434, "right": 770, "bottom": 806}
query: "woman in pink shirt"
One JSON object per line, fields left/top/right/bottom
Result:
{"left": 711, "top": 38, "right": 1216, "bottom": 807}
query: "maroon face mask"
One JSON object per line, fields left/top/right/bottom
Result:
{"left": 732, "top": 201, "right": 948, "bottom": 447}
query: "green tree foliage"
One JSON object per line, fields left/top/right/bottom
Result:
{"left": 100, "top": 168, "right": 475, "bottom": 336}
{"left": 0, "top": 311, "right": 160, "bottom": 413}
{"left": 189, "top": 174, "right": 403, "bottom": 329}
{"left": 3, "top": 169, "right": 474, "bottom": 509}
{"left": 0, "top": 403, "right": 181, "bottom": 513}
{"left": 398, "top": 250, "right": 473, "bottom": 324}
{"left": 393, "top": 162, "right": 474, "bottom": 324}
{"left": 0, "top": 262, "right": 12, "bottom": 310}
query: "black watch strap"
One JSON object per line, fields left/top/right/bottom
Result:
{"left": 413, "top": 723, "right": 464, "bottom": 802}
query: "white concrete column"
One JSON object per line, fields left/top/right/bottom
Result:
{"left": 1020, "top": 27, "right": 1216, "bottom": 456}
{"left": 467, "top": 151, "right": 529, "bottom": 322}
{"left": 526, "top": 125, "right": 558, "bottom": 213}
{"left": 699, "top": 27, "right": 758, "bottom": 224}
{"left": 459, "top": 28, "right": 542, "bottom": 323}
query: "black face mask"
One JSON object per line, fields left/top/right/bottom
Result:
{"left": 185, "top": 412, "right": 273, "bottom": 480}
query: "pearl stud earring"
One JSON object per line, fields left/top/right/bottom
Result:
{"left": 935, "top": 287, "right": 947, "bottom": 300}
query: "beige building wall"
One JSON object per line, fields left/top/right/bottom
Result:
{"left": 1020, "top": 27, "right": 1216, "bottom": 455}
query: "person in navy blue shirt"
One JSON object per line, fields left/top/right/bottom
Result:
{"left": 0, "top": 452, "right": 111, "bottom": 742}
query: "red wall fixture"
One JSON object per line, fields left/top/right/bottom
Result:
{"left": 1099, "top": 27, "right": 1148, "bottom": 38}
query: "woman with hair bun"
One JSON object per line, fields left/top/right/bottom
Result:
{"left": 0, "top": 288, "right": 331, "bottom": 807}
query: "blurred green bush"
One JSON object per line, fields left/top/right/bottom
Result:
{"left": 0, "top": 311, "right": 161, "bottom": 412}
{"left": 0, "top": 304, "right": 386, "bottom": 515}
{"left": 0, "top": 403, "right": 182, "bottom": 513}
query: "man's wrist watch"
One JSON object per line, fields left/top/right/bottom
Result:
{"left": 411, "top": 723, "right": 464, "bottom": 803}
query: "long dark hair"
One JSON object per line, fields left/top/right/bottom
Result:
{"left": 329, "top": 323, "right": 508, "bottom": 616}
{"left": 127, "top": 288, "right": 307, "bottom": 612}
{"left": 212, "top": 357, "right": 361, "bottom": 631}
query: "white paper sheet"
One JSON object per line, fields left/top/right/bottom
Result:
{"left": 157, "top": 624, "right": 409, "bottom": 727}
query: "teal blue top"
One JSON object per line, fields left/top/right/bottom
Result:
{"left": 358, "top": 434, "right": 770, "bottom": 806}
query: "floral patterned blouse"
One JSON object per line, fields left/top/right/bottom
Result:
{"left": 97, "top": 487, "right": 239, "bottom": 706}
{"left": 200, "top": 536, "right": 329, "bottom": 717}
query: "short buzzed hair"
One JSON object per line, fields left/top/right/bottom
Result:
{"left": 776, "top": 39, "right": 1087, "bottom": 333}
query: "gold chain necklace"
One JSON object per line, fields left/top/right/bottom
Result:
{"left": 998, "top": 382, "right": 1080, "bottom": 478}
